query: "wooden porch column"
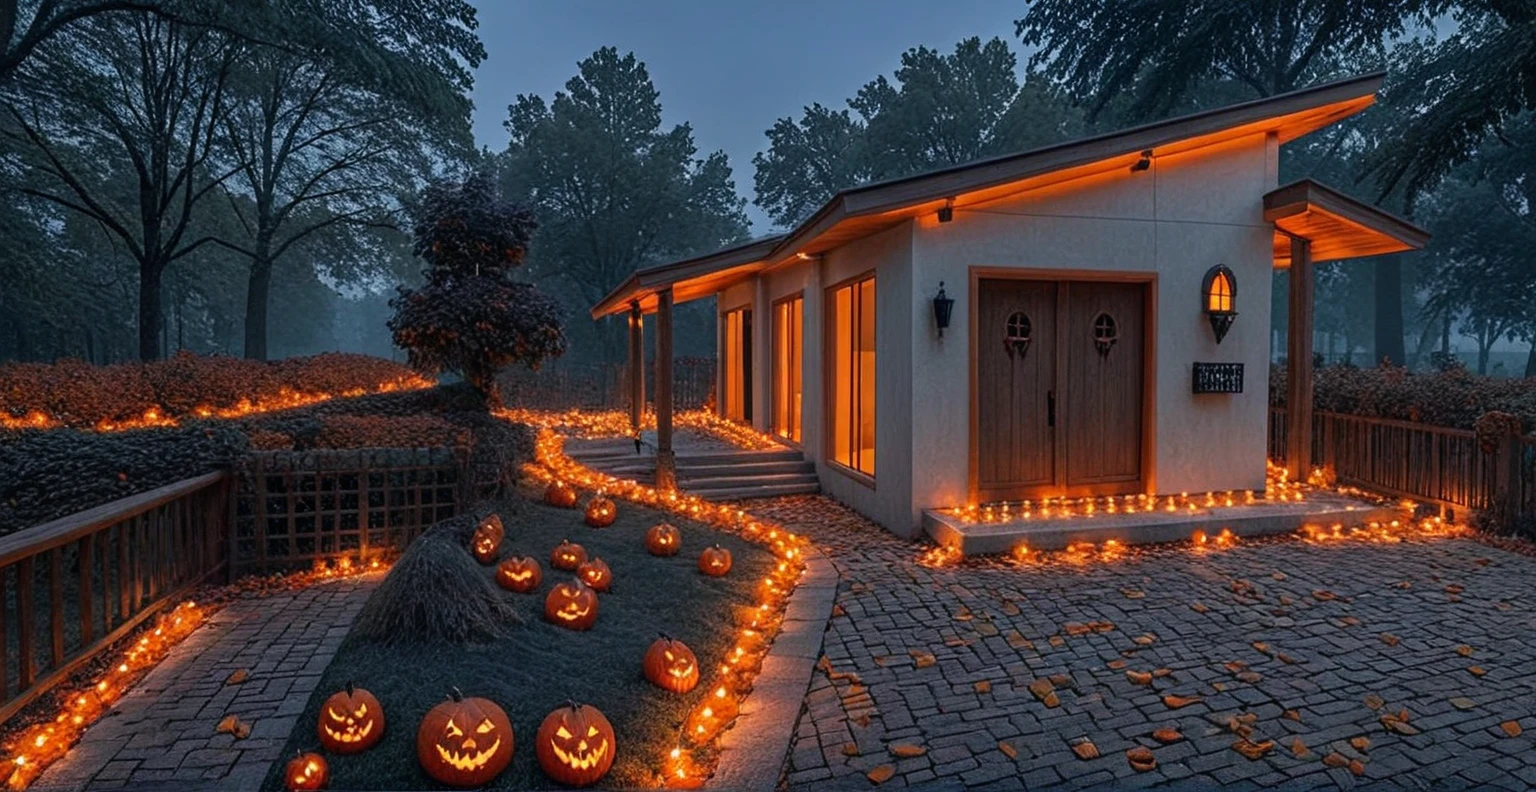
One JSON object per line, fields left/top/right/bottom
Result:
{"left": 627, "top": 300, "right": 644, "bottom": 437}
{"left": 1285, "top": 235, "right": 1314, "bottom": 480}
{"left": 655, "top": 287, "right": 676, "bottom": 491}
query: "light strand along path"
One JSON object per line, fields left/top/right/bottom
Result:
{"left": 33, "top": 574, "right": 380, "bottom": 792}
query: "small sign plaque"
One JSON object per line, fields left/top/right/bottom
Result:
{"left": 1193, "top": 362, "right": 1244, "bottom": 394}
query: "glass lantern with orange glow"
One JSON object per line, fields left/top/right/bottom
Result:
{"left": 1201, "top": 264, "right": 1237, "bottom": 343}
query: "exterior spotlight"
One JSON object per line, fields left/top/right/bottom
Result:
{"left": 1131, "top": 149, "right": 1154, "bottom": 172}
{"left": 1201, "top": 264, "right": 1237, "bottom": 343}
{"left": 932, "top": 282, "right": 954, "bottom": 337}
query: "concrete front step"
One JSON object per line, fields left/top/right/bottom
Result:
{"left": 696, "top": 482, "right": 822, "bottom": 502}
{"left": 676, "top": 450, "right": 805, "bottom": 467}
{"left": 682, "top": 473, "right": 820, "bottom": 491}
{"left": 680, "top": 460, "right": 815, "bottom": 479}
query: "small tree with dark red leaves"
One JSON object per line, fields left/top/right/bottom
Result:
{"left": 389, "top": 173, "right": 566, "bottom": 409}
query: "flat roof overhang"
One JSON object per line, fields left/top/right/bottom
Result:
{"left": 1266, "top": 179, "right": 1430, "bottom": 267}
{"left": 593, "top": 72, "right": 1391, "bottom": 319}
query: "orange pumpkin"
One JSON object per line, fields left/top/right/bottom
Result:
{"left": 285, "top": 751, "right": 329, "bottom": 791}
{"left": 575, "top": 558, "right": 613, "bottom": 592}
{"left": 584, "top": 495, "right": 616, "bottom": 528}
{"left": 496, "top": 556, "right": 542, "bottom": 593}
{"left": 643, "top": 634, "right": 699, "bottom": 693}
{"left": 544, "top": 579, "right": 599, "bottom": 630}
{"left": 698, "top": 545, "right": 733, "bottom": 577}
{"left": 550, "top": 539, "right": 588, "bottom": 571}
{"left": 535, "top": 702, "right": 616, "bottom": 787}
{"left": 470, "top": 522, "right": 501, "bottom": 565}
{"left": 416, "top": 689, "right": 514, "bottom": 787}
{"left": 645, "top": 523, "right": 681, "bottom": 556}
{"left": 317, "top": 682, "right": 384, "bottom": 753}
{"left": 545, "top": 480, "right": 579, "bottom": 508}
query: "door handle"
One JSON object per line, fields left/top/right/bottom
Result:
{"left": 1047, "top": 390, "right": 1056, "bottom": 428}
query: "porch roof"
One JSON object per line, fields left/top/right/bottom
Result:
{"left": 1265, "top": 179, "right": 1430, "bottom": 267}
{"left": 592, "top": 71, "right": 1389, "bottom": 319}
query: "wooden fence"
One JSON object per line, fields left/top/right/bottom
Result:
{"left": 501, "top": 358, "right": 717, "bottom": 412}
{"left": 233, "top": 448, "right": 465, "bottom": 575}
{"left": 1269, "top": 407, "right": 1535, "bottom": 520}
{"left": 0, "top": 472, "right": 232, "bottom": 723}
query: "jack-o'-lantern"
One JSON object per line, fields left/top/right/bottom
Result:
{"left": 535, "top": 701, "right": 616, "bottom": 787}
{"left": 645, "top": 523, "right": 681, "bottom": 556}
{"left": 698, "top": 545, "right": 733, "bottom": 577}
{"left": 478, "top": 513, "right": 504, "bottom": 541}
{"left": 643, "top": 634, "right": 699, "bottom": 693}
{"left": 550, "top": 539, "right": 588, "bottom": 571}
{"left": 584, "top": 495, "right": 616, "bottom": 528}
{"left": 470, "top": 521, "right": 501, "bottom": 566}
{"left": 285, "top": 751, "right": 329, "bottom": 791}
{"left": 317, "top": 682, "right": 384, "bottom": 753}
{"left": 575, "top": 557, "right": 613, "bottom": 592}
{"left": 496, "top": 556, "right": 542, "bottom": 593}
{"left": 416, "top": 689, "right": 514, "bottom": 788}
{"left": 545, "top": 480, "right": 579, "bottom": 508}
{"left": 544, "top": 579, "right": 599, "bottom": 630}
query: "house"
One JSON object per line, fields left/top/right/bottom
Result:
{"left": 590, "top": 72, "right": 1429, "bottom": 539}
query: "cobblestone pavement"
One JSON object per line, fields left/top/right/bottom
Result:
{"left": 751, "top": 496, "right": 1536, "bottom": 791}
{"left": 34, "top": 574, "right": 380, "bottom": 792}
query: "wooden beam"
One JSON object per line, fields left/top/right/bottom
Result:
{"left": 628, "top": 300, "right": 644, "bottom": 435}
{"left": 1286, "top": 236, "right": 1315, "bottom": 480}
{"left": 655, "top": 288, "right": 676, "bottom": 491}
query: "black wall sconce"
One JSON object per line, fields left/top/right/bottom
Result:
{"left": 937, "top": 198, "right": 954, "bottom": 223}
{"left": 932, "top": 282, "right": 954, "bottom": 337}
{"left": 1201, "top": 264, "right": 1237, "bottom": 343}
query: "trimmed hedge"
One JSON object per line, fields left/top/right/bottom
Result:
{"left": 1271, "top": 364, "right": 1536, "bottom": 432}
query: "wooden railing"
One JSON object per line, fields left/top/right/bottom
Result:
{"left": 0, "top": 472, "right": 232, "bottom": 723}
{"left": 501, "top": 359, "right": 717, "bottom": 412}
{"left": 1269, "top": 407, "right": 1533, "bottom": 520}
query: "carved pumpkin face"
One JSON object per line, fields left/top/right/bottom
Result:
{"left": 285, "top": 751, "right": 328, "bottom": 791}
{"left": 643, "top": 635, "right": 699, "bottom": 693}
{"left": 698, "top": 545, "right": 733, "bottom": 577}
{"left": 544, "top": 579, "right": 599, "bottom": 630}
{"left": 470, "top": 525, "right": 500, "bottom": 565}
{"left": 550, "top": 539, "right": 588, "bottom": 571}
{"left": 545, "top": 480, "right": 578, "bottom": 508}
{"left": 645, "top": 523, "right": 681, "bottom": 556}
{"left": 575, "top": 558, "right": 613, "bottom": 592}
{"left": 495, "top": 556, "right": 542, "bottom": 593}
{"left": 416, "top": 691, "right": 514, "bottom": 788}
{"left": 317, "top": 683, "right": 384, "bottom": 754}
{"left": 535, "top": 702, "right": 616, "bottom": 787}
{"left": 584, "top": 496, "right": 616, "bottom": 528}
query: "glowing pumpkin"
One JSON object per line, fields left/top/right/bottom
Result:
{"left": 535, "top": 701, "right": 616, "bottom": 787}
{"left": 544, "top": 579, "right": 599, "bottom": 630}
{"left": 550, "top": 539, "right": 588, "bottom": 571}
{"left": 470, "top": 521, "right": 501, "bottom": 565}
{"left": 643, "top": 634, "right": 699, "bottom": 693}
{"left": 416, "top": 689, "right": 514, "bottom": 788}
{"left": 496, "top": 556, "right": 542, "bottom": 593}
{"left": 285, "top": 751, "right": 329, "bottom": 791}
{"left": 645, "top": 523, "right": 681, "bottom": 556}
{"left": 584, "top": 495, "right": 616, "bottom": 528}
{"left": 317, "top": 682, "right": 384, "bottom": 754}
{"left": 545, "top": 480, "right": 579, "bottom": 508}
{"left": 698, "top": 545, "right": 733, "bottom": 577}
{"left": 575, "top": 557, "right": 613, "bottom": 592}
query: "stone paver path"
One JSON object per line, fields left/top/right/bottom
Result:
{"left": 34, "top": 574, "right": 380, "bottom": 792}
{"left": 754, "top": 496, "right": 1536, "bottom": 791}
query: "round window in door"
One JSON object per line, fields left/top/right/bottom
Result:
{"left": 1004, "top": 311, "right": 1031, "bottom": 358}
{"left": 1092, "top": 313, "right": 1118, "bottom": 357}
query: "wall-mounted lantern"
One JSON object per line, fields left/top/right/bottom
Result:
{"left": 937, "top": 198, "right": 954, "bottom": 223}
{"left": 1201, "top": 264, "right": 1237, "bottom": 344}
{"left": 932, "top": 282, "right": 954, "bottom": 338}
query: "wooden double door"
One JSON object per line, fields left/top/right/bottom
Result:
{"left": 975, "top": 278, "right": 1146, "bottom": 502}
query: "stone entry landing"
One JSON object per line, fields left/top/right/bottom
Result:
{"left": 924, "top": 491, "right": 1402, "bottom": 556}
{"left": 566, "top": 431, "right": 819, "bottom": 501}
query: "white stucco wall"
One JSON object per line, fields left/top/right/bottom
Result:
{"left": 909, "top": 132, "right": 1278, "bottom": 530}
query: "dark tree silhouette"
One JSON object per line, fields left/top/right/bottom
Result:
{"left": 388, "top": 173, "right": 566, "bottom": 409}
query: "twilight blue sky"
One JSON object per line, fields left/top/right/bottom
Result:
{"left": 467, "top": 0, "right": 1025, "bottom": 232}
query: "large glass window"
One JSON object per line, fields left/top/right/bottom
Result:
{"left": 827, "top": 275, "right": 875, "bottom": 476}
{"left": 772, "top": 295, "right": 803, "bottom": 443}
{"left": 722, "top": 307, "right": 751, "bottom": 422}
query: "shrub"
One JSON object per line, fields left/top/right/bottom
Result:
{"left": 349, "top": 510, "right": 521, "bottom": 645}
{"left": 1271, "top": 364, "right": 1536, "bottom": 432}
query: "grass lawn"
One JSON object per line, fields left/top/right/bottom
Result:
{"left": 262, "top": 490, "right": 776, "bottom": 789}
